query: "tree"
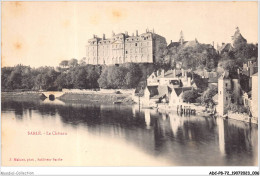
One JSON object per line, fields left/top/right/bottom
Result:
{"left": 123, "top": 63, "right": 142, "bottom": 88}
{"left": 55, "top": 73, "right": 68, "bottom": 90}
{"left": 98, "top": 66, "right": 109, "bottom": 88}
{"left": 200, "top": 85, "right": 218, "bottom": 107}
{"left": 79, "top": 57, "right": 86, "bottom": 65}
{"left": 75, "top": 68, "right": 87, "bottom": 89}
{"left": 8, "top": 70, "right": 22, "bottom": 89}
{"left": 182, "top": 89, "right": 199, "bottom": 103}
{"left": 59, "top": 60, "right": 69, "bottom": 68}
{"left": 69, "top": 58, "right": 78, "bottom": 67}
{"left": 86, "top": 65, "right": 100, "bottom": 88}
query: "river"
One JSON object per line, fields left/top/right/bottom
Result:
{"left": 1, "top": 98, "right": 258, "bottom": 166}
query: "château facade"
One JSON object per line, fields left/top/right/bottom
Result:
{"left": 86, "top": 29, "right": 167, "bottom": 65}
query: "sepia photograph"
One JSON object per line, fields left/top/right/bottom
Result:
{"left": 1, "top": 0, "right": 259, "bottom": 175}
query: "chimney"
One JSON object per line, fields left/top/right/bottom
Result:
{"left": 237, "top": 68, "right": 240, "bottom": 75}
{"left": 188, "top": 77, "right": 191, "bottom": 86}
{"left": 103, "top": 34, "right": 105, "bottom": 40}
{"left": 181, "top": 68, "right": 184, "bottom": 77}
{"left": 172, "top": 69, "right": 176, "bottom": 77}
{"left": 136, "top": 30, "right": 138, "bottom": 36}
{"left": 156, "top": 70, "right": 159, "bottom": 76}
{"left": 93, "top": 34, "right": 95, "bottom": 38}
{"left": 112, "top": 31, "right": 115, "bottom": 36}
{"left": 170, "top": 40, "right": 172, "bottom": 44}
{"left": 161, "top": 70, "right": 165, "bottom": 77}
{"left": 132, "top": 33, "right": 134, "bottom": 37}
{"left": 125, "top": 31, "right": 128, "bottom": 36}
{"left": 212, "top": 41, "right": 214, "bottom": 48}
{"left": 222, "top": 43, "right": 225, "bottom": 46}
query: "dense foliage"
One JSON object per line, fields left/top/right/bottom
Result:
{"left": 182, "top": 89, "right": 200, "bottom": 103}
{"left": 1, "top": 61, "right": 155, "bottom": 91}
{"left": 98, "top": 63, "right": 154, "bottom": 89}
{"left": 1, "top": 28, "right": 258, "bottom": 94}
{"left": 1, "top": 63, "right": 101, "bottom": 91}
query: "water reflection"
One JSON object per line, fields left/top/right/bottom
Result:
{"left": 1, "top": 99, "right": 258, "bottom": 166}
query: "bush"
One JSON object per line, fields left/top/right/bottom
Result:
{"left": 227, "top": 102, "right": 249, "bottom": 114}
{"left": 182, "top": 89, "right": 200, "bottom": 103}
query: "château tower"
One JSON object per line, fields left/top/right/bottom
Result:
{"left": 179, "top": 30, "right": 184, "bottom": 45}
{"left": 217, "top": 72, "right": 232, "bottom": 116}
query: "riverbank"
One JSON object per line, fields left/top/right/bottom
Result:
{"left": 1, "top": 91, "right": 134, "bottom": 105}
{"left": 155, "top": 103, "right": 209, "bottom": 116}
{"left": 1, "top": 92, "right": 43, "bottom": 101}
{"left": 58, "top": 92, "right": 134, "bottom": 105}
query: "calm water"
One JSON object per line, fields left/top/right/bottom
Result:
{"left": 1, "top": 99, "right": 258, "bottom": 166}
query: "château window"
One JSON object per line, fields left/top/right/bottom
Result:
{"left": 226, "top": 83, "right": 228, "bottom": 87}
{"left": 226, "top": 97, "right": 228, "bottom": 100}
{"left": 220, "top": 91, "right": 221, "bottom": 95}
{"left": 135, "top": 43, "right": 137, "bottom": 46}
{"left": 126, "top": 51, "right": 128, "bottom": 54}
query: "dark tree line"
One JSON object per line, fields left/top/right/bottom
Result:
{"left": 1, "top": 64, "right": 101, "bottom": 91}
{"left": 1, "top": 61, "right": 155, "bottom": 91}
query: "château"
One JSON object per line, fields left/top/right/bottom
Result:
{"left": 86, "top": 29, "right": 167, "bottom": 65}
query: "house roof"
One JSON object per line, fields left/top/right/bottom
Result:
{"left": 212, "top": 94, "right": 218, "bottom": 103}
{"left": 173, "top": 87, "right": 192, "bottom": 96}
{"left": 147, "top": 86, "right": 159, "bottom": 98}
{"left": 147, "top": 85, "right": 171, "bottom": 99}
{"left": 170, "top": 80, "right": 180, "bottom": 85}
{"left": 174, "top": 88, "right": 183, "bottom": 96}
{"left": 208, "top": 77, "right": 218, "bottom": 83}
{"left": 218, "top": 71, "right": 230, "bottom": 80}
{"left": 163, "top": 69, "right": 192, "bottom": 78}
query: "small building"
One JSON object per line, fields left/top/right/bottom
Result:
{"left": 147, "top": 68, "right": 195, "bottom": 88}
{"left": 251, "top": 73, "right": 258, "bottom": 118}
{"left": 217, "top": 72, "right": 232, "bottom": 116}
{"left": 217, "top": 71, "right": 242, "bottom": 116}
{"left": 242, "top": 61, "right": 258, "bottom": 77}
{"left": 144, "top": 85, "right": 171, "bottom": 107}
{"left": 169, "top": 87, "right": 192, "bottom": 106}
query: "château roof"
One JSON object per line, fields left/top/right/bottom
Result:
{"left": 252, "top": 72, "right": 258, "bottom": 77}
{"left": 217, "top": 43, "right": 233, "bottom": 53}
{"left": 183, "top": 40, "right": 199, "bottom": 48}
{"left": 167, "top": 41, "right": 188, "bottom": 48}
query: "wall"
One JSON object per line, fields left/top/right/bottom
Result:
{"left": 251, "top": 74, "right": 258, "bottom": 118}
{"left": 228, "top": 111, "right": 251, "bottom": 123}
{"left": 62, "top": 88, "right": 134, "bottom": 94}
{"left": 218, "top": 78, "right": 231, "bottom": 116}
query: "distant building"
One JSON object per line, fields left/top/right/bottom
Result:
{"left": 217, "top": 71, "right": 242, "bottom": 116}
{"left": 217, "top": 43, "right": 233, "bottom": 54}
{"left": 168, "top": 87, "right": 192, "bottom": 106}
{"left": 251, "top": 73, "right": 258, "bottom": 118}
{"left": 217, "top": 72, "right": 232, "bottom": 116}
{"left": 241, "top": 61, "right": 258, "bottom": 77}
{"left": 147, "top": 69, "right": 196, "bottom": 88}
{"left": 217, "top": 27, "right": 247, "bottom": 54}
{"left": 86, "top": 29, "right": 167, "bottom": 65}
{"left": 144, "top": 85, "right": 171, "bottom": 107}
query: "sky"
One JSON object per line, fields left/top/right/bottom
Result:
{"left": 1, "top": 1, "right": 258, "bottom": 68}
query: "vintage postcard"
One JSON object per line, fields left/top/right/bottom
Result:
{"left": 1, "top": 0, "right": 259, "bottom": 174}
